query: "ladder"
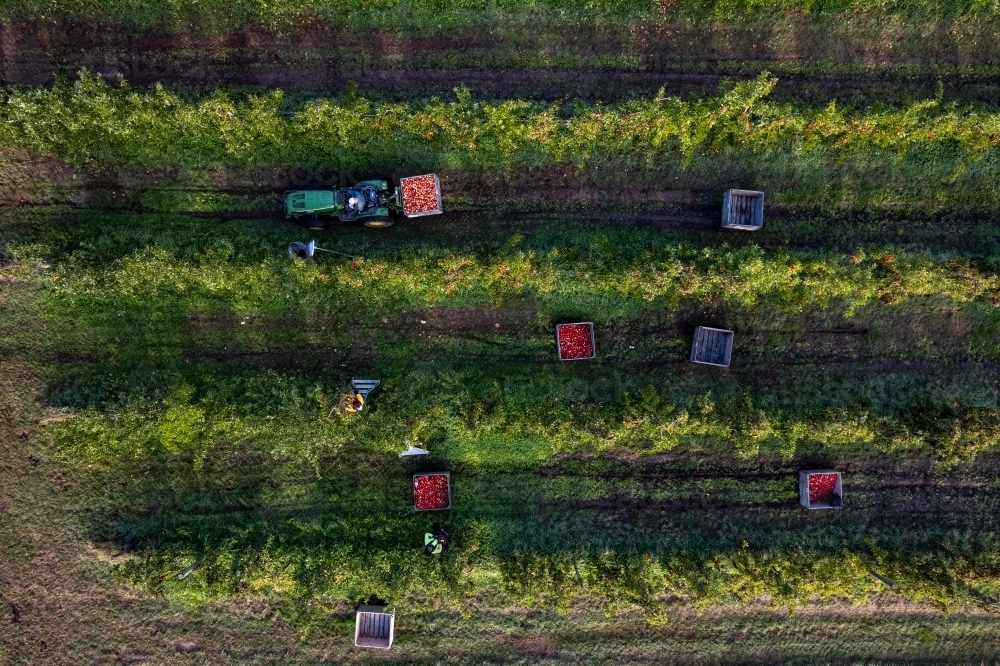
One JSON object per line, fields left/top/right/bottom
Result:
{"left": 351, "top": 379, "right": 381, "bottom": 408}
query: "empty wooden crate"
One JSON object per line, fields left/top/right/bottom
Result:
{"left": 722, "top": 189, "right": 764, "bottom": 230}
{"left": 690, "top": 326, "right": 734, "bottom": 367}
{"left": 355, "top": 605, "right": 394, "bottom": 649}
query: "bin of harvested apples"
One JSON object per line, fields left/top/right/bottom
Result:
{"left": 399, "top": 174, "right": 443, "bottom": 218}
{"left": 413, "top": 472, "right": 451, "bottom": 511}
{"left": 556, "top": 322, "right": 596, "bottom": 361}
{"left": 799, "top": 470, "right": 843, "bottom": 510}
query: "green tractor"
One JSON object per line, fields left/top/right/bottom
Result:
{"left": 284, "top": 174, "right": 442, "bottom": 230}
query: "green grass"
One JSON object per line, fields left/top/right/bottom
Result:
{"left": 7, "top": 73, "right": 1000, "bottom": 211}
{"left": 3, "top": 23, "right": 1000, "bottom": 654}
{"left": 3, "top": 209, "right": 999, "bottom": 623}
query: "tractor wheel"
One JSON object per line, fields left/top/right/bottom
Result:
{"left": 308, "top": 216, "right": 327, "bottom": 231}
{"left": 289, "top": 166, "right": 313, "bottom": 187}
{"left": 363, "top": 215, "right": 394, "bottom": 228}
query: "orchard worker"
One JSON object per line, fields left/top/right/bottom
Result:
{"left": 424, "top": 523, "right": 450, "bottom": 556}
{"left": 287, "top": 240, "right": 315, "bottom": 259}
{"left": 345, "top": 379, "right": 380, "bottom": 413}
{"left": 346, "top": 391, "right": 365, "bottom": 412}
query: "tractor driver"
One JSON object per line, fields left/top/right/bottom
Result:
{"left": 344, "top": 190, "right": 365, "bottom": 219}
{"left": 424, "top": 523, "right": 450, "bottom": 556}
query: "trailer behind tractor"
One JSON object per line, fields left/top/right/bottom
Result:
{"left": 285, "top": 174, "right": 442, "bottom": 229}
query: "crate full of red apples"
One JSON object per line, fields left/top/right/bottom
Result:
{"left": 399, "top": 174, "right": 443, "bottom": 218}
{"left": 556, "top": 322, "right": 596, "bottom": 361}
{"left": 413, "top": 472, "right": 451, "bottom": 511}
{"left": 799, "top": 470, "right": 843, "bottom": 510}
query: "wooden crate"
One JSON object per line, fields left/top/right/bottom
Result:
{"left": 355, "top": 605, "right": 394, "bottom": 649}
{"left": 690, "top": 326, "right": 734, "bottom": 367}
{"left": 721, "top": 189, "right": 764, "bottom": 230}
{"left": 799, "top": 470, "right": 843, "bottom": 510}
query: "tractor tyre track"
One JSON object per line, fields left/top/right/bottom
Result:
{"left": 5, "top": 20, "right": 1000, "bottom": 104}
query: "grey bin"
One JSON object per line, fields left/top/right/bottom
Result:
{"left": 400, "top": 174, "right": 443, "bottom": 218}
{"left": 722, "top": 189, "right": 764, "bottom": 230}
{"left": 355, "top": 605, "right": 394, "bottom": 649}
{"left": 690, "top": 326, "right": 734, "bottom": 367}
{"left": 799, "top": 470, "right": 844, "bottom": 510}
{"left": 413, "top": 471, "right": 452, "bottom": 511}
{"left": 556, "top": 322, "right": 597, "bottom": 361}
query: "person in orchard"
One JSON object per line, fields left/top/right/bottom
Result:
{"left": 288, "top": 241, "right": 310, "bottom": 259}
{"left": 424, "top": 523, "right": 450, "bottom": 555}
{"left": 346, "top": 391, "right": 365, "bottom": 412}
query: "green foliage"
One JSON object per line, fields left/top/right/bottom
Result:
{"left": 27, "top": 212, "right": 1000, "bottom": 470}
{"left": 159, "top": 384, "right": 204, "bottom": 454}
{"left": 6, "top": 73, "right": 1000, "bottom": 208}
{"left": 4, "top": 0, "right": 1000, "bottom": 650}
{"left": 31, "top": 214, "right": 1000, "bottom": 325}
{"left": 9, "top": 208, "right": 994, "bottom": 620}
{"left": 86, "top": 433, "right": 1000, "bottom": 617}
{"left": 882, "top": 396, "right": 1000, "bottom": 464}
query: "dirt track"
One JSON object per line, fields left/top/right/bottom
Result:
{"left": 4, "top": 19, "right": 1000, "bottom": 104}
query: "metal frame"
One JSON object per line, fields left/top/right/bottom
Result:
{"left": 351, "top": 379, "right": 381, "bottom": 400}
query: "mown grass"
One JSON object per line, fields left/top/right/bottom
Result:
{"left": 3, "top": 208, "right": 998, "bottom": 623}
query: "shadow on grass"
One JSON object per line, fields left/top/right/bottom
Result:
{"left": 17, "top": 210, "right": 998, "bottom": 613}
